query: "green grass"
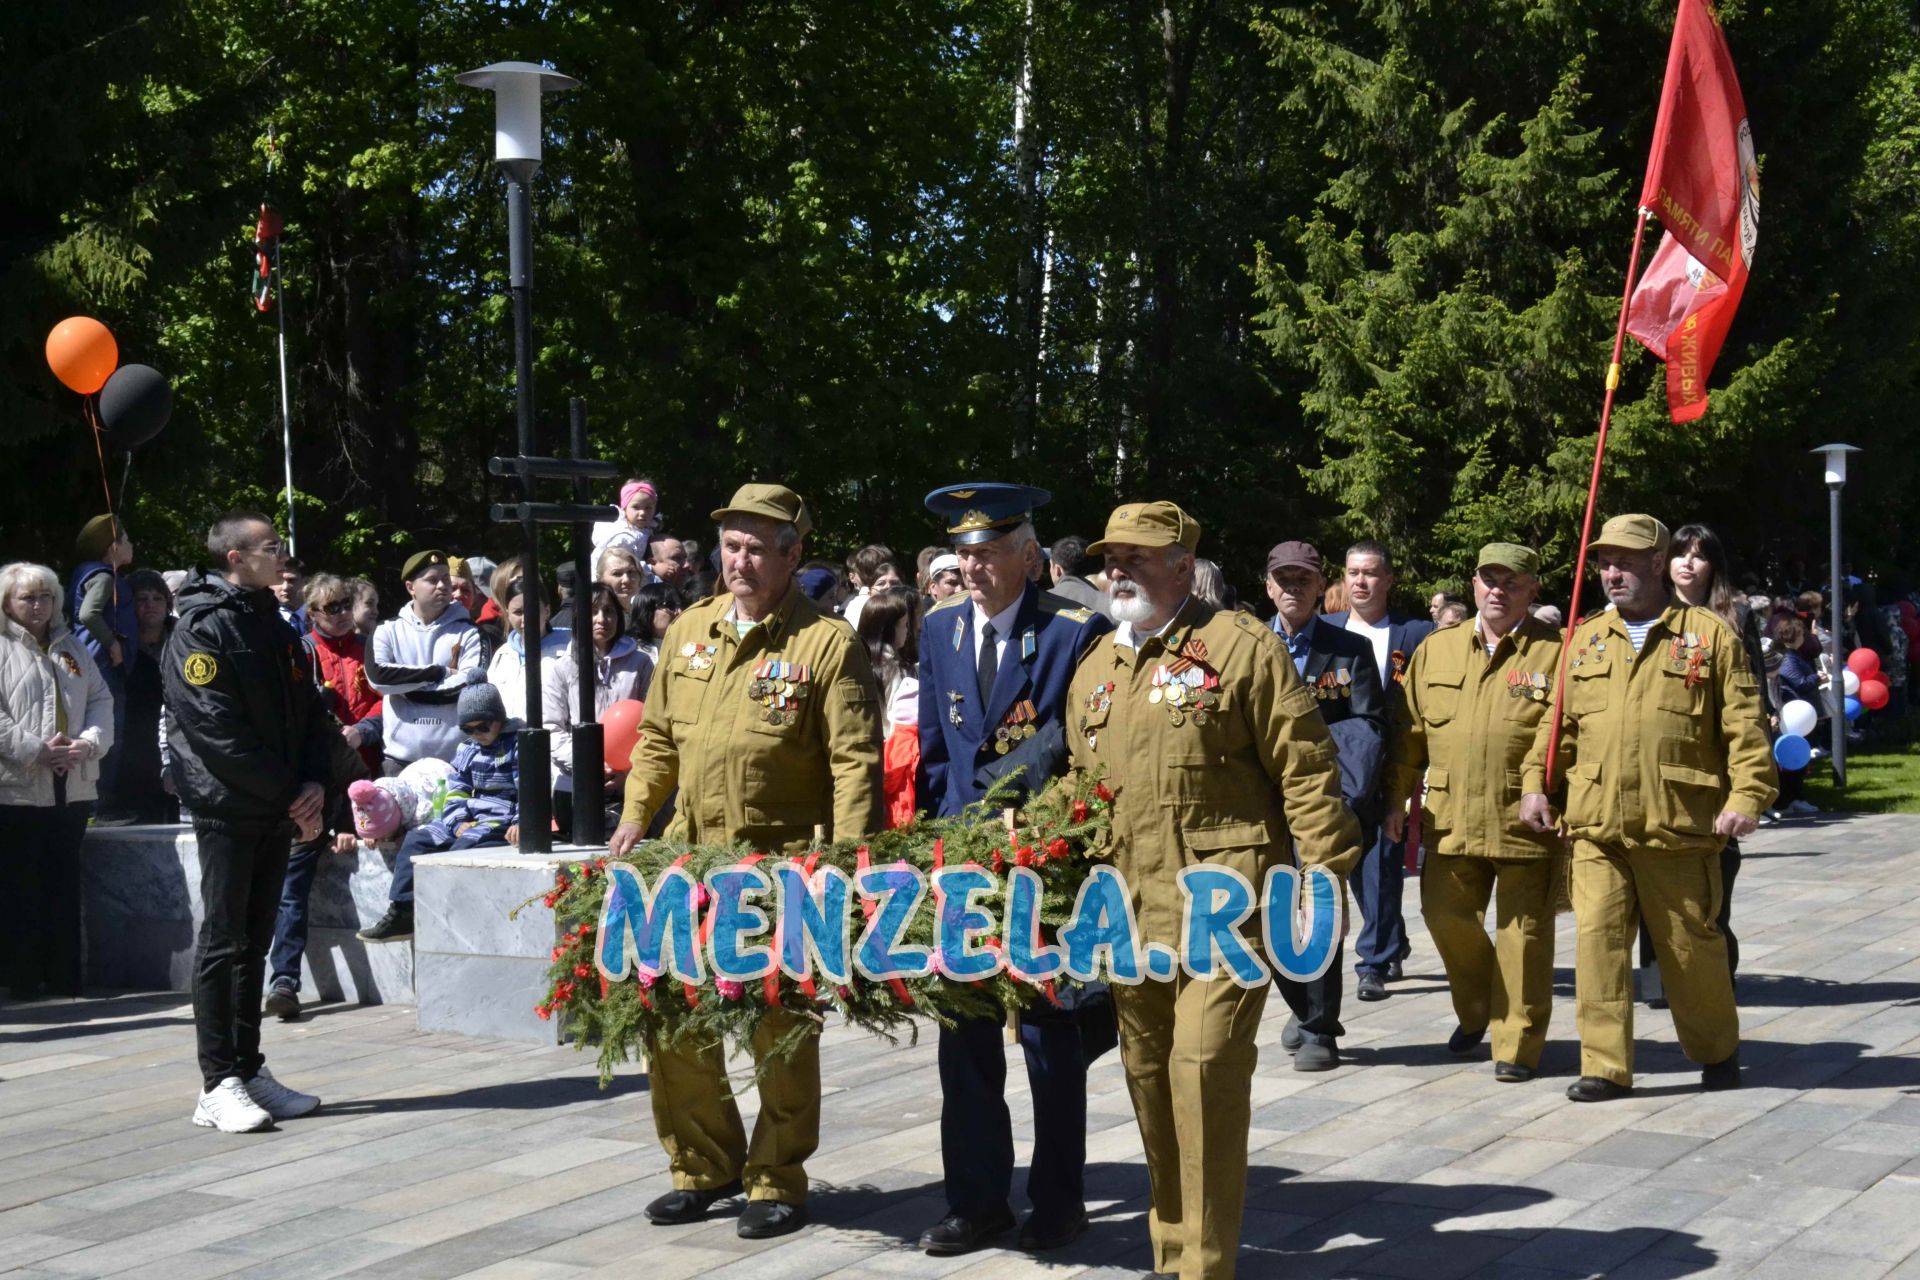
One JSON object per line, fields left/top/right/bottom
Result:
{"left": 1804, "top": 734, "right": 1920, "bottom": 814}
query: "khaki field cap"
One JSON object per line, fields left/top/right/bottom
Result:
{"left": 1591, "top": 514, "right": 1670, "bottom": 556}
{"left": 1476, "top": 542, "right": 1540, "bottom": 577}
{"left": 711, "top": 483, "right": 813, "bottom": 539}
{"left": 1088, "top": 501, "right": 1202, "bottom": 556}
{"left": 401, "top": 549, "right": 448, "bottom": 581}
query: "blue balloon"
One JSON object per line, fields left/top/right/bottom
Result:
{"left": 1772, "top": 734, "right": 1812, "bottom": 771}
{"left": 1845, "top": 695, "right": 1865, "bottom": 722}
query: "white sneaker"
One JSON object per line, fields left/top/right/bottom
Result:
{"left": 192, "top": 1076, "right": 274, "bottom": 1132}
{"left": 244, "top": 1066, "right": 320, "bottom": 1120}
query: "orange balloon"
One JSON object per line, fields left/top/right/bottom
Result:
{"left": 602, "top": 699, "right": 646, "bottom": 770}
{"left": 45, "top": 316, "right": 118, "bottom": 395}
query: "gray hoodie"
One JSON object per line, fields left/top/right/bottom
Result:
{"left": 367, "top": 600, "right": 483, "bottom": 763}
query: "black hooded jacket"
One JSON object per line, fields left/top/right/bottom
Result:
{"left": 161, "top": 571, "right": 338, "bottom": 824}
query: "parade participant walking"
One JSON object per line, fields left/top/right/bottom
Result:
{"left": 1321, "top": 539, "right": 1433, "bottom": 1000}
{"left": 1387, "top": 543, "right": 1563, "bottom": 1082}
{"left": 1522, "top": 515, "right": 1776, "bottom": 1100}
{"left": 913, "top": 482, "right": 1113, "bottom": 1257}
{"left": 367, "top": 549, "right": 484, "bottom": 769}
{"left": 606, "top": 484, "right": 882, "bottom": 1240}
{"left": 1264, "top": 540, "right": 1385, "bottom": 1071}
{"left": 1068, "top": 502, "right": 1362, "bottom": 1280}
{"left": 163, "top": 512, "right": 334, "bottom": 1132}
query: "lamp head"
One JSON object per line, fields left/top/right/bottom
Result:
{"left": 455, "top": 61, "right": 579, "bottom": 166}
{"left": 1810, "top": 442, "right": 1862, "bottom": 488}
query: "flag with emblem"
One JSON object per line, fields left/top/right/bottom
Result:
{"left": 1623, "top": 0, "right": 1758, "bottom": 424}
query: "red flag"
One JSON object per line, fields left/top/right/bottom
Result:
{"left": 252, "top": 204, "right": 283, "bottom": 313}
{"left": 1624, "top": 0, "right": 1758, "bottom": 423}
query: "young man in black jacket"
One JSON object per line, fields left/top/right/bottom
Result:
{"left": 163, "top": 511, "right": 336, "bottom": 1132}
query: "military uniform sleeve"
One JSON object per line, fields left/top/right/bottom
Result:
{"left": 620, "top": 633, "right": 682, "bottom": 830}
{"left": 1245, "top": 627, "right": 1363, "bottom": 878}
{"left": 914, "top": 614, "right": 950, "bottom": 807}
{"left": 1717, "top": 624, "right": 1780, "bottom": 820}
{"left": 1384, "top": 644, "right": 1431, "bottom": 812}
{"left": 163, "top": 618, "right": 301, "bottom": 811}
{"left": 819, "top": 630, "right": 884, "bottom": 839}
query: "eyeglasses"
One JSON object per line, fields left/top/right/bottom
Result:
{"left": 460, "top": 720, "right": 497, "bottom": 734}
{"left": 247, "top": 542, "right": 287, "bottom": 557}
{"left": 315, "top": 600, "right": 354, "bottom": 616}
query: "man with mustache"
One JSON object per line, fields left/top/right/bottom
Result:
{"left": 1068, "top": 502, "right": 1361, "bottom": 1280}
{"left": 1521, "top": 515, "right": 1775, "bottom": 1101}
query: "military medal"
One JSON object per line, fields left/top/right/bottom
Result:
{"left": 750, "top": 659, "right": 809, "bottom": 722}
{"left": 683, "top": 641, "right": 718, "bottom": 671}
{"left": 1085, "top": 682, "right": 1113, "bottom": 714}
{"left": 948, "top": 690, "right": 965, "bottom": 727}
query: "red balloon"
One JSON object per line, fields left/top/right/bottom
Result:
{"left": 1847, "top": 648, "right": 1882, "bottom": 679}
{"left": 1860, "top": 678, "right": 1891, "bottom": 712}
{"left": 602, "top": 699, "right": 645, "bottom": 770}
{"left": 45, "top": 316, "right": 118, "bottom": 395}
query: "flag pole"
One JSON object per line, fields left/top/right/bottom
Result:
{"left": 268, "top": 124, "right": 298, "bottom": 557}
{"left": 1542, "top": 205, "right": 1653, "bottom": 790}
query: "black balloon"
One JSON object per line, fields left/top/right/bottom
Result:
{"left": 97, "top": 363, "right": 173, "bottom": 448}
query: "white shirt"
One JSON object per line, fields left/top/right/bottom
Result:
{"left": 1115, "top": 599, "right": 1191, "bottom": 651}
{"left": 1344, "top": 610, "right": 1393, "bottom": 684}
{"left": 973, "top": 595, "right": 1024, "bottom": 669}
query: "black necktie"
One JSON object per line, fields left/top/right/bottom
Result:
{"left": 978, "top": 621, "right": 998, "bottom": 708}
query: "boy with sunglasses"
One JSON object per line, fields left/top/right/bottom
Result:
{"left": 360, "top": 682, "right": 522, "bottom": 942}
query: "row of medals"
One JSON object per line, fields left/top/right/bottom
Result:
{"left": 994, "top": 700, "right": 1040, "bottom": 754}
{"left": 749, "top": 660, "right": 810, "bottom": 726}
{"left": 1149, "top": 663, "right": 1219, "bottom": 726}
{"left": 1508, "top": 670, "right": 1549, "bottom": 701}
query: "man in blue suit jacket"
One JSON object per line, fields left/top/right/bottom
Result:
{"left": 1267, "top": 542, "right": 1387, "bottom": 1070}
{"left": 1321, "top": 538, "right": 1436, "bottom": 1001}
{"left": 914, "top": 483, "right": 1114, "bottom": 1257}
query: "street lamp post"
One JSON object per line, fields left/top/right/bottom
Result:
{"left": 459, "top": 60, "right": 578, "bottom": 853}
{"left": 1812, "top": 443, "right": 1861, "bottom": 789}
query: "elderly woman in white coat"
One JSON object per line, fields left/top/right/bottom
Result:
{"left": 0, "top": 562, "right": 114, "bottom": 998}
{"left": 543, "top": 584, "right": 653, "bottom": 836}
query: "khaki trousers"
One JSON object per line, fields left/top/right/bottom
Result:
{"left": 1420, "top": 854, "right": 1556, "bottom": 1069}
{"left": 648, "top": 1007, "right": 820, "bottom": 1202}
{"left": 1113, "top": 967, "right": 1269, "bottom": 1280}
{"left": 1572, "top": 839, "right": 1738, "bottom": 1084}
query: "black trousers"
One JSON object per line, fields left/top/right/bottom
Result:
{"left": 1277, "top": 939, "right": 1345, "bottom": 1039}
{"left": 192, "top": 818, "right": 293, "bottom": 1090}
{"left": 0, "top": 782, "right": 90, "bottom": 998}
{"left": 938, "top": 1013, "right": 1089, "bottom": 1223}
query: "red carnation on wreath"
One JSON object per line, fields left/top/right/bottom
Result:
{"left": 1094, "top": 782, "right": 1114, "bottom": 803}
{"left": 1046, "top": 837, "right": 1070, "bottom": 861}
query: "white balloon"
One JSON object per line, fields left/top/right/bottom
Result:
{"left": 1779, "top": 699, "right": 1819, "bottom": 738}
{"left": 1843, "top": 668, "right": 1862, "bottom": 696}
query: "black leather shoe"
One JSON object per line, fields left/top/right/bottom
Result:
{"left": 1356, "top": 971, "right": 1388, "bottom": 1002}
{"left": 1565, "top": 1076, "right": 1632, "bottom": 1102}
{"left": 1293, "top": 1035, "right": 1340, "bottom": 1072}
{"left": 1494, "top": 1061, "right": 1534, "bottom": 1083}
{"left": 645, "top": 1180, "right": 743, "bottom": 1225}
{"left": 1702, "top": 1053, "right": 1741, "bottom": 1092}
{"left": 1019, "top": 1208, "right": 1089, "bottom": 1251}
{"left": 1447, "top": 1025, "right": 1486, "bottom": 1055}
{"left": 1387, "top": 959, "right": 1405, "bottom": 981}
{"left": 1281, "top": 1014, "right": 1304, "bottom": 1053}
{"left": 356, "top": 904, "right": 413, "bottom": 943}
{"left": 738, "top": 1198, "right": 808, "bottom": 1239}
{"left": 920, "top": 1205, "right": 1014, "bottom": 1255}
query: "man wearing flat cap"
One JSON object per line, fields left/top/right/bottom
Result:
{"left": 1387, "top": 543, "right": 1564, "bottom": 1082}
{"left": 1263, "top": 539, "right": 1385, "bottom": 1071}
{"left": 913, "top": 482, "right": 1113, "bottom": 1257}
{"left": 1068, "top": 501, "right": 1362, "bottom": 1280}
{"left": 366, "top": 548, "right": 485, "bottom": 771}
{"left": 1522, "top": 515, "right": 1775, "bottom": 1101}
{"left": 608, "top": 483, "right": 883, "bottom": 1239}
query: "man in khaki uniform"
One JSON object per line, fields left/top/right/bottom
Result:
{"left": 1067, "top": 502, "right": 1362, "bottom": 1280}
{"left": 1386, "top": 543, "right": 1563, "bottom": 1082}
{"left": 607, "top": 483, "right": 883, "bottom": 1237}
{"left": 1522, "top": 514, "right": 1775, "bottom": 1101}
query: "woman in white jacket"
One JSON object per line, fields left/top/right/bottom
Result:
{"left": 0, "top": 562, "right": 113, "bottom": 998}
{"left": 543, "top": 585, "right": 654, "bottom": 835}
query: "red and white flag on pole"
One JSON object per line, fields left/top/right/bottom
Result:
{"left": 252, "top": 204, "right": 283, "bottom": 313}
{"left": 1624, "top": 0, "right": 1758, "bottom": 423}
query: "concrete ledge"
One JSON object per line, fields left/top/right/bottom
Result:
{"left": 80, "top": 822, "right": 415, "bottom": 1005}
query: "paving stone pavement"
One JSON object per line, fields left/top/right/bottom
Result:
{"left": 4, "top": 812, "right": 1919, "bottom": 1279}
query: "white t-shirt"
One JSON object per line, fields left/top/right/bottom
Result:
{"left": 1344, "top": 611, "right": 1393, "bottom": 684}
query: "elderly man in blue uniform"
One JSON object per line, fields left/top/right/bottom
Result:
{"left": 1321, "top": 538, "right": 1436, "bottom": 1000}
{"left": 914, "top": 482, "right": 1114, "bottom": 1257}
{"left": 1266, "top": 541, "right": 1386, "bottom": 1070}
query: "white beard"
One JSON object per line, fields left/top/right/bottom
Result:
{"left": 1109, "top": 585, "right": 1155, "bottom": 625}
